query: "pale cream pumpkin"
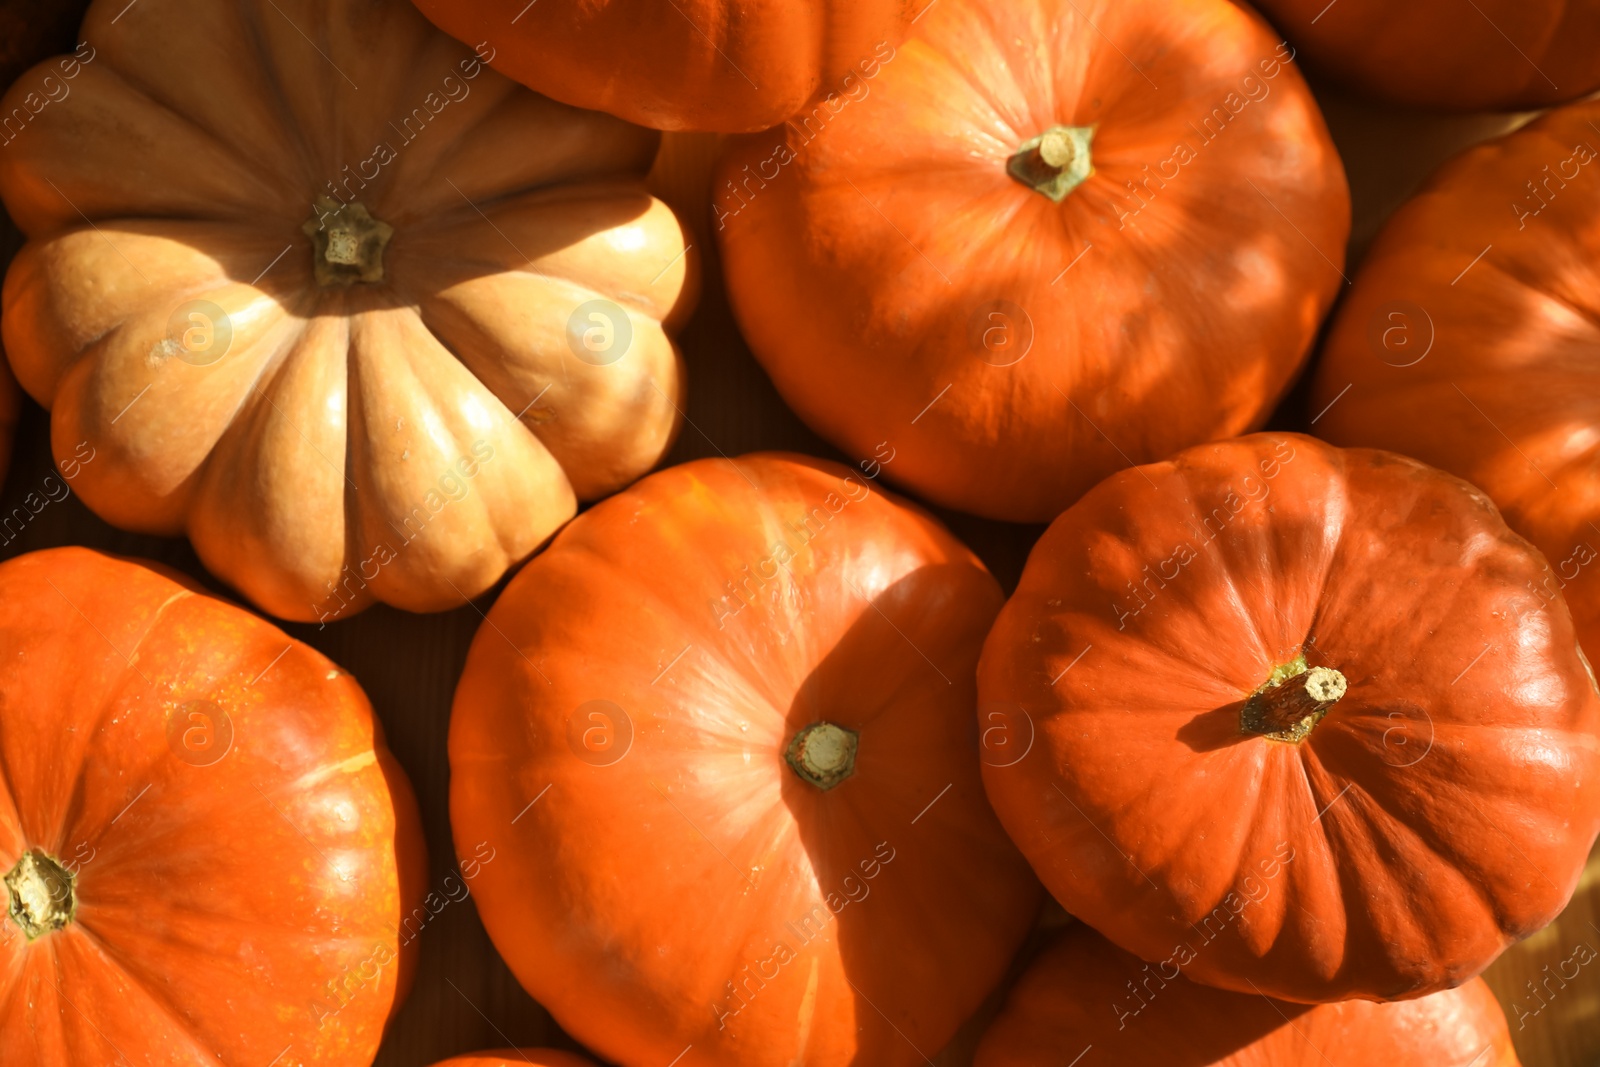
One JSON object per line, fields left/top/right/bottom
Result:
{"left": 0, "top": 0, "right": 697, "bottom": 620}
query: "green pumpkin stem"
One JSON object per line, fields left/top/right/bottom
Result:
{"left": 1007, "top": 125, "right": 1095, "bottom": 202}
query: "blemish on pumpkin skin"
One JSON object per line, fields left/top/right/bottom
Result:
{"left": 146, "top": 337, "right": 184, "bottom": 366}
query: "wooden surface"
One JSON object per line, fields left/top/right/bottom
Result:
{"left": 1, "top": 53, "right": 1597, "bottom": 1067}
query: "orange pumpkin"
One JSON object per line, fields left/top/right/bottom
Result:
{"left": 714, "top": 0, "right": 1348, "bottom": 523}
{"left": 0, "top": 0, "right": 696, "bottom": 622}
{"left": 977, "top": 433, "right": 1600, "bottom": 1003}
{"left": 976, "top": 925, "right": 1521, "bottom": 1066}
{"left": 411, "top": 0, "right": 915, "bottom": 134}
{"left": 431, "top": 1054, "right": 595, "bottom": 1067}
{"left": 1253, "top": 0, "right": 1600, "bottom": 111}
{"left": 451, "top": 453, "right": 1043, "bottom": 1066}
{"left": 1312, "top": 99, "right": 1600, "bottom": 662}
{"left": 0, "top": 547, "right": 427, "bottom": 1065}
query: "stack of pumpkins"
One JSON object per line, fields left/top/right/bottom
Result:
{"left": 0, "top": 0, "right": 1597, "bottom": 1064}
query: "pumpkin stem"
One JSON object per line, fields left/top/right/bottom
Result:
{"left": 1007, "top": 125, "right": 1095, "bottom": 202}
{"left": 785, "top": 722, "right": 858, "bottom": 791}
{"left": 4, "top": 849, "right": 76, "bottom": 940}
{"left": 302, "top": 196, "right": 394, "bottom": 286}
{"left": 1241, "top": 656, "right": 1347, "bottom": 743}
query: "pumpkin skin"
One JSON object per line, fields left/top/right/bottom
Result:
{"left": 410, "top": 0, "right": 915, "bottom": 134}
{"left": 976, "top": 433, "right": 1600, "bottom": 1003}
{"left": 1252, "top": 0, "right": 1600, "bottom": 112}
{"left": 714, "top": 0, "right": 1348, "bottom": 523}
{"left": 450, "top": 453, "right": 1043, "bottom": 1067}
{"left": 975, "top": 925, "right": 1521, "bottom": 1067}
{"left": 1311, "top": 100, "right": 1600, "bottom": 664}
{"left": 431, "top": 1054, "right": 595, "bottom": 1067}
{"left": 0, "top": 547, "right": 427, "bottom": 1066}
{"left": 0, "top": 0, "right": 697, "bottom": 622}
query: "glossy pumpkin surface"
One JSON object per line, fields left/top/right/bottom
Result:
{"left": 0, "top": 547, "right": 427, "bottom": 1065}
{"left": 451, "top": 453, "right": 1042, "bottom": 1066}
{"left": 976, "top": 925, "right": 1520, "bottom": 1066}
{"left": 1312, "top": 100, "right": 1600, "bottom": 663}
{"left": 0, "top": 0, "right": 696, "bottom": 621}
{"left": 977, "top": 433, "right": 1600, "bottom": 1002}
{"left": 715, "top": 0, "right": 1348, "bottom": 523}
{"left": 411, "top": 0, "right": 914, "bottom": 134}
{"left": 1254, "top": 0, "right": 1600, "bottom": 111}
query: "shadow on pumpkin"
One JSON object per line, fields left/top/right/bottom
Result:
{"left": 1174, "top": 699, "right": 1250, "bottom": 753}
{"left": 981, "top": 924, "right": 1316, "bottom": 1064}
{"left": 774, "top": 562, "right": 1044, "bottom": 1066}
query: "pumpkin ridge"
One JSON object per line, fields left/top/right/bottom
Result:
{"left": 80, "top": 59, "right": 298, "bottom": 225}
{"left": 54, "top": 916, "right": 262, "bottom": 1059}
{"left": 1291, "top": 721, "right": 1529, "bottom": 964}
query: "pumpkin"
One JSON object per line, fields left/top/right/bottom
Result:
{"left": 713, "top": 0, "right": 1348, "bottom": 523}
{"left": 975, "top": 924, "right": 1521, "bottom": 1066}
{"left": 0, "top": 546, "right": 427, "bottom": 1065}
{"left": 410, "top": 0, "right": 915, "bottom": 134}
{"left": 432, "top": 1054, "right": 595, "bottom": 1067}
{"left": 1252, "top": 0, "right": 1600, "bottom": 112}
{"left": 1311, "top": 99, "right": 1600, "bottom": 664}
{"left": 450, "top": 453, "right": 1043, "bottom": 1066}
{"left": 0, "top": 0, "right": 697, "bottom": 622}
{"left": 976, "top": 432, "right": 1600, "bottom": 1003}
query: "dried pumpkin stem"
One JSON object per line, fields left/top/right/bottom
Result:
{"left": 302, "top": 195, "right": 394, "bottom": 286}
{"left": 785, "top": 721, "right": 858, "bottom": 791}
{"left": 1007, "top": 125, "right": 1095, "bottom": 202}
{"left": 5, "top": 849, "right": 75, "bottom": 940}
{"left": 1241, "top": 660, "right": 1347, "bottom": 743}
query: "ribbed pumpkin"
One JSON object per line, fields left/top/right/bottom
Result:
{"left": 1312, "top": 98, "right": 1600, "bottom": 663}
{"left": 0, "top": 0, "right": 696, "bottom": 622}
{"left": 715, "top": 0, "right": 1348, "bottom": 522}
{"left": 451, "top": 453, "right": 1042, "bottom": 1066}
{"left": 411, "top": 0, "right": 915, "bottom": 133}
{"left": 976, "top": 925, "right": 1520, "bottom": 1066}
{"left": 977, "top": 433, "right": 1600, "bottom": 1003}
{"left": 1254, "top": 0, "right": 1600, "bottom": 111}
{"left": 0, "top": 547, "right": 427, "bottom": 1065}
